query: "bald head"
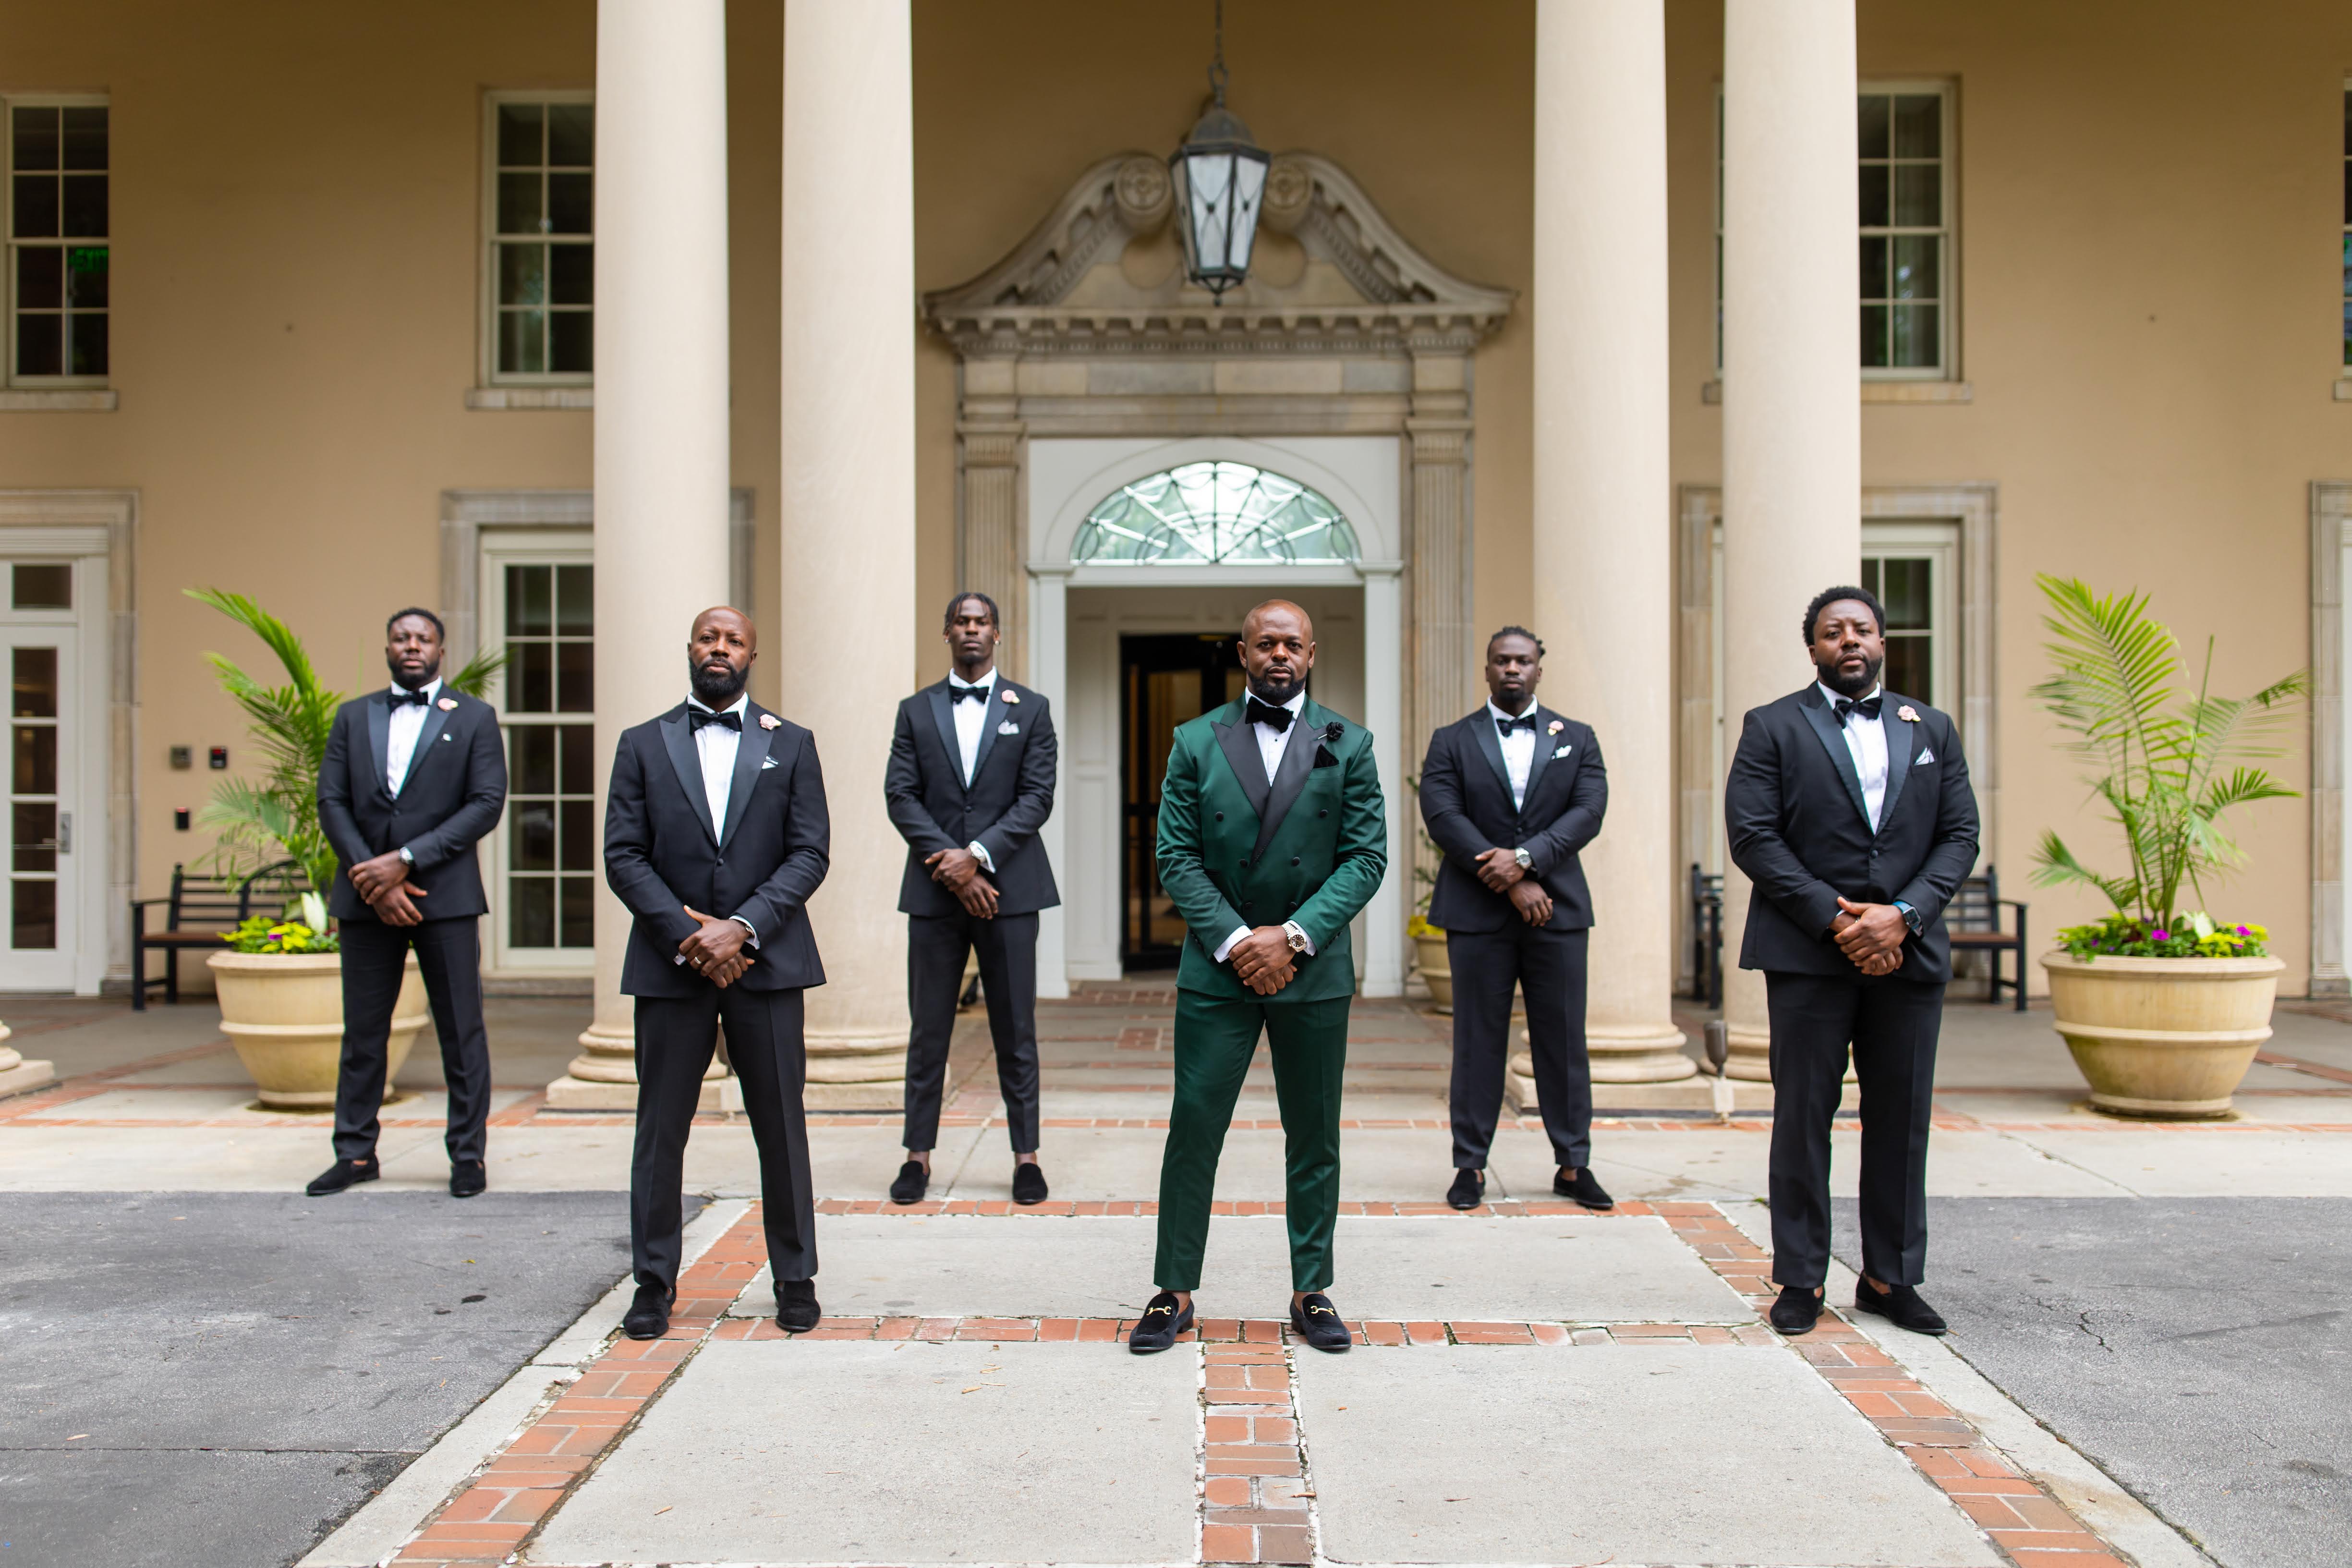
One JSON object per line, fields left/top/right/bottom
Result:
{"left": 687, "top": 606, "right": 757, "bottom": 706}
{"left": 1238, "top": 599, "right": 1315, "bottom": 705}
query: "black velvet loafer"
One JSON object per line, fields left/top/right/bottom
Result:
{"left": 776, "top": 1278, "right": 822, "bottom": 1334}
{"left": 1011, "top": 1162, "right": 1049, "bottom": 1205}
{"left": 1446, "top": 1168, "right": 1485, "bottom": 1210}
{"left": 1768, "top": 1286, "right": 1823, "bottom": 1336}
{"left": 1128, "top": 1291, "right": 1193, "bottom": 1353}
{"left": 305, "top": 1157, "right": 379, "bottom": 1196}
{"left": 449, "top": 1160, "right": 486, "bottom": 1198}
{"left": 622, "top": 1283, "right": 672, "bottom": 1340}
{"left": 889, "top": 1160, "right": 929, "bottom": 1204}
{"left": 1853, "top": 1281, "right": 1948, "bottom": 1336}
{"left": 1553, "top": 1167, "right": 1615, "bottom": 1211}
{"left": 1290, "top": 1293, "right": 1352, "bottom": 1352}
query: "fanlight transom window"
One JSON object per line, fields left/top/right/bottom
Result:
{"left": 1073, "top": 462, "right": 1359, "bottom": 566}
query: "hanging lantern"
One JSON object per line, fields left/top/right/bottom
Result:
{"left": 1169, "top": 2, "right": 1268, "bottom": 302}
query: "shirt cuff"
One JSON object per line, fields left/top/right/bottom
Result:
{"left": 730, "top": 915, "right": 760, "bottom": 949}
{"left": 968, "top": 840, "right": 995, "bottom": 874}
{"left": 1212, "top": 925, "right": 1252, "bottom": 964}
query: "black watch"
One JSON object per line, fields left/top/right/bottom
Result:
{"left": 1894, "top": 899, "right": 1923, "bottom": 936}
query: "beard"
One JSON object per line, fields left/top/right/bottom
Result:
{"left": 1246, "top": 668, "right": 1305, "bottom": 705}
{"left": 689, "top": 656, "right": 749, "bottom": 707}
{"left": 1815, "top": 653, "right": 1884, "bottom": 698}
{"left": 387, "top": 654, "right": 441, "bottom": 689}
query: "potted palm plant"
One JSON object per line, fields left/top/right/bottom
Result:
{"left": 2030, "top": 575, "right": 2306, "bottom": 1118}
{"left": 191, "top": 590, "right": 499, "bottom": 1108}
{"left": 1403, "top": 774, "right": 1452, "bottom": 1011}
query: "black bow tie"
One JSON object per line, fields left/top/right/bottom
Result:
{"left": 689, "top": 707, "right": 741, "bottom": 732}
{"left": 950, "top": 683, "right": 989, "bottom": 705}
{"left": 1833, "top": 694, "right": 1883, "bottom": 727}
{"left": 1495, "top": 712, "right": 1537, "bottom": 735}
{"left": 389, "top": 687, "right": 431, "bottom": 708}
{"left": 1246, "top": 697, "right": 1294, "bottom": 733}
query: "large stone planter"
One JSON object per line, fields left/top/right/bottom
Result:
{"left": 210, "top": 950, "right": 426, "bottom": 1110}
{"left": 1413, "top": 932, "right": 1452, "bottom": 1013}
{"left": 2041, "top": 951, "right": 2284, "bottom": 1119}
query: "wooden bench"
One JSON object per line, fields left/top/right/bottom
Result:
{"left": 1688, "top": 863, "right": 2026, "bottom": 1010}
{"left": 1686, "top": 864, "right": 1724, "bottom": 1008}
{"left": 130, "top": 860, "right": 302, "bottom": 1010}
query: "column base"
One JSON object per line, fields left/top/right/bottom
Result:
{"left": 0, "top": 1042, "right": 55, "bottom": 1100}
{"left": 805, "top": 1024, "right": 908, "bottom": 1113}
{"left": 1723, "top": 1024, "right": 1858, "bottom": 1084}
{"left": 544, "top": 1016, "right": 729, "bottom": 1109}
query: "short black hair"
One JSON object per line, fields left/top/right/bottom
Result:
{"left": 387, "top": 607, "right": 446, "bottom": 640}
{"left": 1487, "top": 624, "right": 1545, "bottom": 657}
{"left": 944, "top": 591, "right": 999, "bottom": 630}
{"left": 1802, "top": 585, "right": 1884, "bottom": 644}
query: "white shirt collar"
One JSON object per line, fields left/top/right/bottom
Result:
{"left": 1487, "top": 699, "right": 1538, "bottom": 727}
{"left": 687, "top": 692, "right": 751, "bottom": 717}
{"left": 1251, "top": 688, "right": 1307, "bottom": 721}
{"left": 1818, "top": 681, "right": 1882, "bottom": 710}
{"left": 948, "top": 668, "right": 997, "bottom": 692}
{"left": 393, "top": 676, "right": 443, "bottom": 701}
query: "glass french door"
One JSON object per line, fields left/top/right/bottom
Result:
{"left": 2, "top": 622, "right": 73, "bottom": 988}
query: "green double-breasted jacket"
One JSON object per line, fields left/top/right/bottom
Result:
{"left": 1153, "top": 696, "right": 1388, "bottom": 1003}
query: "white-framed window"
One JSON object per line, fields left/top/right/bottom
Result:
{"left": 480, "top": 532, "right": 595, "bottom": 972}
{"left": 1860, "top": 520, "right": 1958, "bottom": 706}
{"left": 483, "top": 91, "right": 592, "bottom": 386}
{"left": 1713, "top": 81, "right": 1956, "bottom": 379}
{"left": 6, "top": 96, "right": 109, "bottom": 386}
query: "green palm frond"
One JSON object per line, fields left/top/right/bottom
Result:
{"left": 446, "top": 645, "right": 508, "bottom": 700}
{"left": 187, "top": 588, "right": 349, "bottom": 897}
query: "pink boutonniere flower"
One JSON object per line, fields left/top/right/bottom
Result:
{"left": 758, "top": 712, "right": 781, "bottom": 730}
{"left": 1546, "top": 719, "right": 1564, "bottom": 735}
{"left": 999, "top": 688, "right": 1020, "bottom": 704}
{"left": 1897, "top": 705, "right": 1920, "bottom": 723}
{"left": 436, "top": 697, "right": 458, "bottom": 711}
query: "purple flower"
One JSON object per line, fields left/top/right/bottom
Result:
{"left": 2236, "top": 925, "right": 2251, "bottom": 936}
{"left": 2151, "top": 928, "right": 2170, "bottom": 942}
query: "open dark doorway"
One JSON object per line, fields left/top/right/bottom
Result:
{"left": 1119, "top": 632, "right": 1246, "bottom": 971}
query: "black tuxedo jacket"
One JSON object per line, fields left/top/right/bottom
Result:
{"left": 1419, "top": 706, "right": 1607, "bottom": 934}
{"left": 317, "top": 687, "right": 507, "bottom": 923}
{"left": 1725, "top": 685, "right": 1979, "bottom": 983}
{"left": 604, "top": 702, "right": 830, "bottom": 997}
{"left": 884, "top": 677, "right": 1060, "bottom": 918}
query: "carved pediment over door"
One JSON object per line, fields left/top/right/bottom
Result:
{"left": 922, "top": 151, "right": 1515, "bottom": 355}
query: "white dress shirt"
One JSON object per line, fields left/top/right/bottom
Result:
{"left": 1213, "top": 688, "right": 1315, "bottom": 964}
{"left": 680, "top": 693, "right": 759, "bottom": 957}
{"left": 946, "top": 669, "right": 998, "bottom": 873}
{"left": 385, "top": 677, "right": 442, "bottom": 798}
{"left": 1819, "top": 681, "right": 1889, "bottom": 830}
{"left": 1488, "top": 699, "right": 1538, "bottom": 810}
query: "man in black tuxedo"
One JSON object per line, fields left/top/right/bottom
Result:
{"left": 604, "top": 606, "right": 831, "bottom": 1339}
{"left": 308, "top": 608, "right": 507, "bottom": 1199}
{"left": 883, "top": 592, "right": 1059, "bottom": 1206}
{"left": 1726, "top": 585, "right": 1978, "bottom": 1338}
{"left": 1419, "top": 627, "right": 1612, "bottom": 1212}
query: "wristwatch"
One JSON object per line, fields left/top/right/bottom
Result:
{"left": 1512, "top": 847, "right": 1533, "bottom": 871}
{"left": 1282, "top": 920, "right": 1311, "bottom": 954}
{"left": 1894, "top": 899, "right": 1923, "bottom": 936}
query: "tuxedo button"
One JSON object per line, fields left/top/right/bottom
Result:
{"left": 1214, "top": 812, "right": 1224, "bottom": 822}
{"left": 1318, "top": 809, "right": 1328, "bottom": 818}
{"left": 1290, "top": 856, "right": 1301, "bottom": 867}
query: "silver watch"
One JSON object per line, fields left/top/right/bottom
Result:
{"left": 1282, "top": 920, "right": 1310, "bottom": 954}
{"left": 1513, "top": 847, "right": 1533, "bottom": 870}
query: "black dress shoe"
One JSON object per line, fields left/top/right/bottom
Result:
{"left": 1290, "top": 1292, "right": 1352, "bottom": 1352}
{"left": 889, "top": 1160, "right": 929, "bottom": 1204}
{"left": 1854, "top": 1280, "right": 1948, "bottom": 1336}
{"left": 1128, "top": 1290, "right": 1193, "bottom": 1354}
{"left": 305, "top": 1156, "right": 379, "bottom": 1196}
{"left": 1011, "top": 1161, "right": 1049, "bottom": 1205}
{"left": 1446, "top": 1168, "right": 1485, "bottom": 1210}
{"left": 1553, "top": 1167, "right": 1614, "bottom": 1210}
{"left": 622, "top": 1283, "right": 672, "bottom": 1340}
{"left": 776, "top": 1278, "right": 822, "bottom": 1334}
{"left": 449, "top": 1160, "right": 486, "bottom": 1198}
{"left": 1768, "top": 1286, "right": 1823, "bottom": 1336}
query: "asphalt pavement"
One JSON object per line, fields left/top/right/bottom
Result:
{"left": 0, "top": 1189, "right": 673, "bottom": 1568}
{"left": 1839, "top": 1195, "right": 2352, "bottom": 1568}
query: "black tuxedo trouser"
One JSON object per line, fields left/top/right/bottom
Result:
{"left": 1447, "top": 924, "right": 1590, "bottom": 1170}
{"left": 1765, "top": 971, "right": 1943, "bottom": 1289}
{"left": 902, "top": 910, "right": 1042, "bottom": 1155}
{"left": 333, "top": 917, "right": 492, "bottom": 1165}
{"left": 632, "top": 986, "right": 816, "bottom": 1294}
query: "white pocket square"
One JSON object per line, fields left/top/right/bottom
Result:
{"left": 761, "top": 756, "right": 777, "bottom": 770}
{"left": 1552, "top": 744, "right": 1572, "bottom": 759}
{"left": 1916, "top": 748, "right": 1935, "bottom": 763}
{"left": 998, "top": 721, "right": 1020, "bottom": 735}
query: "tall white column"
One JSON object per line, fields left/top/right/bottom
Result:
{"left": 1720, "top": 0, "right": 1860, "bottom": 1076}
{"left": 1526, "top": 0, "right": 1692, "bottom": 1088}
{"left": 779, "top": 0, "right": 915, "bottom": 1108}
{"left": 550, "top": 0, "right": 735, "bottom": 1108}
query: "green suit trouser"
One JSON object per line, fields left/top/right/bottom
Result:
{"left": 1154, "top": 987, "right": 1351, "bottom": 1293}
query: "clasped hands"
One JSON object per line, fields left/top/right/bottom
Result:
{"left": 679, "top": 905, "right": 752, "bottom": 987}
{"left": 1229, "top": 926, "right": 1298, "bottom": 997}
{"left": 924, "top": 846, "right": 998, "bottom": 919}
{"left": 349, "top": 850, "right": 429, "bottom": 927}
{"left": 1474, "top": 847, "right": 1552, "bottom": 926}
{"left": 1830, "top": 895, "right": 1908, "bottom": 976}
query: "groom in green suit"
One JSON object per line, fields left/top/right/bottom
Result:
{"left": 1128, "top": 600, "right": 1388, "bottom": 1355}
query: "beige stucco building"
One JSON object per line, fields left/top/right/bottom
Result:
{"left": 0, "top": 0, "right": 2347, "bottom": 1098}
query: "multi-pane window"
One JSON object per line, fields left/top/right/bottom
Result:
{"left": 487, "top": 95, "right": 593, "bottom": 382}
{"left": 1860, "top": 555, "right": 1935, "bottom": 704}
{"left": 502, "top": 564, "right": 594, "bottom": 949}
{"left": 7, "top": 99, "right": 108, "bottom": 383}
{"left": 1858, "top": 89, "right": 1948, "bottom": 375}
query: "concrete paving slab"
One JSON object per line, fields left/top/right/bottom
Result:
{"left": 528, "top": 1339, "right": 1199, "bottom": 1565}
{"left": 13, "top": 1084, "right": 537, "bottom": 1122}
{"left": 0, "top": 1124, "right": 452, "bottom": 1190}
{"left": 1297, "top": 1341, "right": 2000, "bottom": 1566}
{"left": 1998, "top": 1128, "right": 2352, "bottom": 1195}
{"left": 733, "top": 1213, "right": 1752, "bottom": 1323}
{"left": 1487, "top": 1125, "right": 1770, "bottom": 1201}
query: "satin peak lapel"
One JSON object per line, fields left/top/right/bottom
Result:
{"left": 720, "top": 711, "right": 774, "bottom": 847}
{"left": 364, "top": 694, "right": 393, "bottom": 801}
{"left": 1469, "top": 713, "right": 1515, "bottom": 812}
{"left": 1521, "top": 707, "right": 1557, "bottom": 803}
{"left": 1875, "top": 700, "right": 1915, "bottom": 833}
{"left": 969, "top": 684, "right": 1009, "bottom": 781}
{"left": 1211, "top": 711, "right": 1272, "bottom": 825}
{"left": 660, "top": 712, "right": 719, "bottom": 846}
{"left": 1799, "top": 692, "right": 1872, "bottom": 831}
{"left": 1253, "top": 709, "right": 1322, "bottom": 860}
{"left": 402, "top": 698, "right": 453, "bottom": 791}
{"left": 926, "top": 685, "right": 962, "bottom": 789}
